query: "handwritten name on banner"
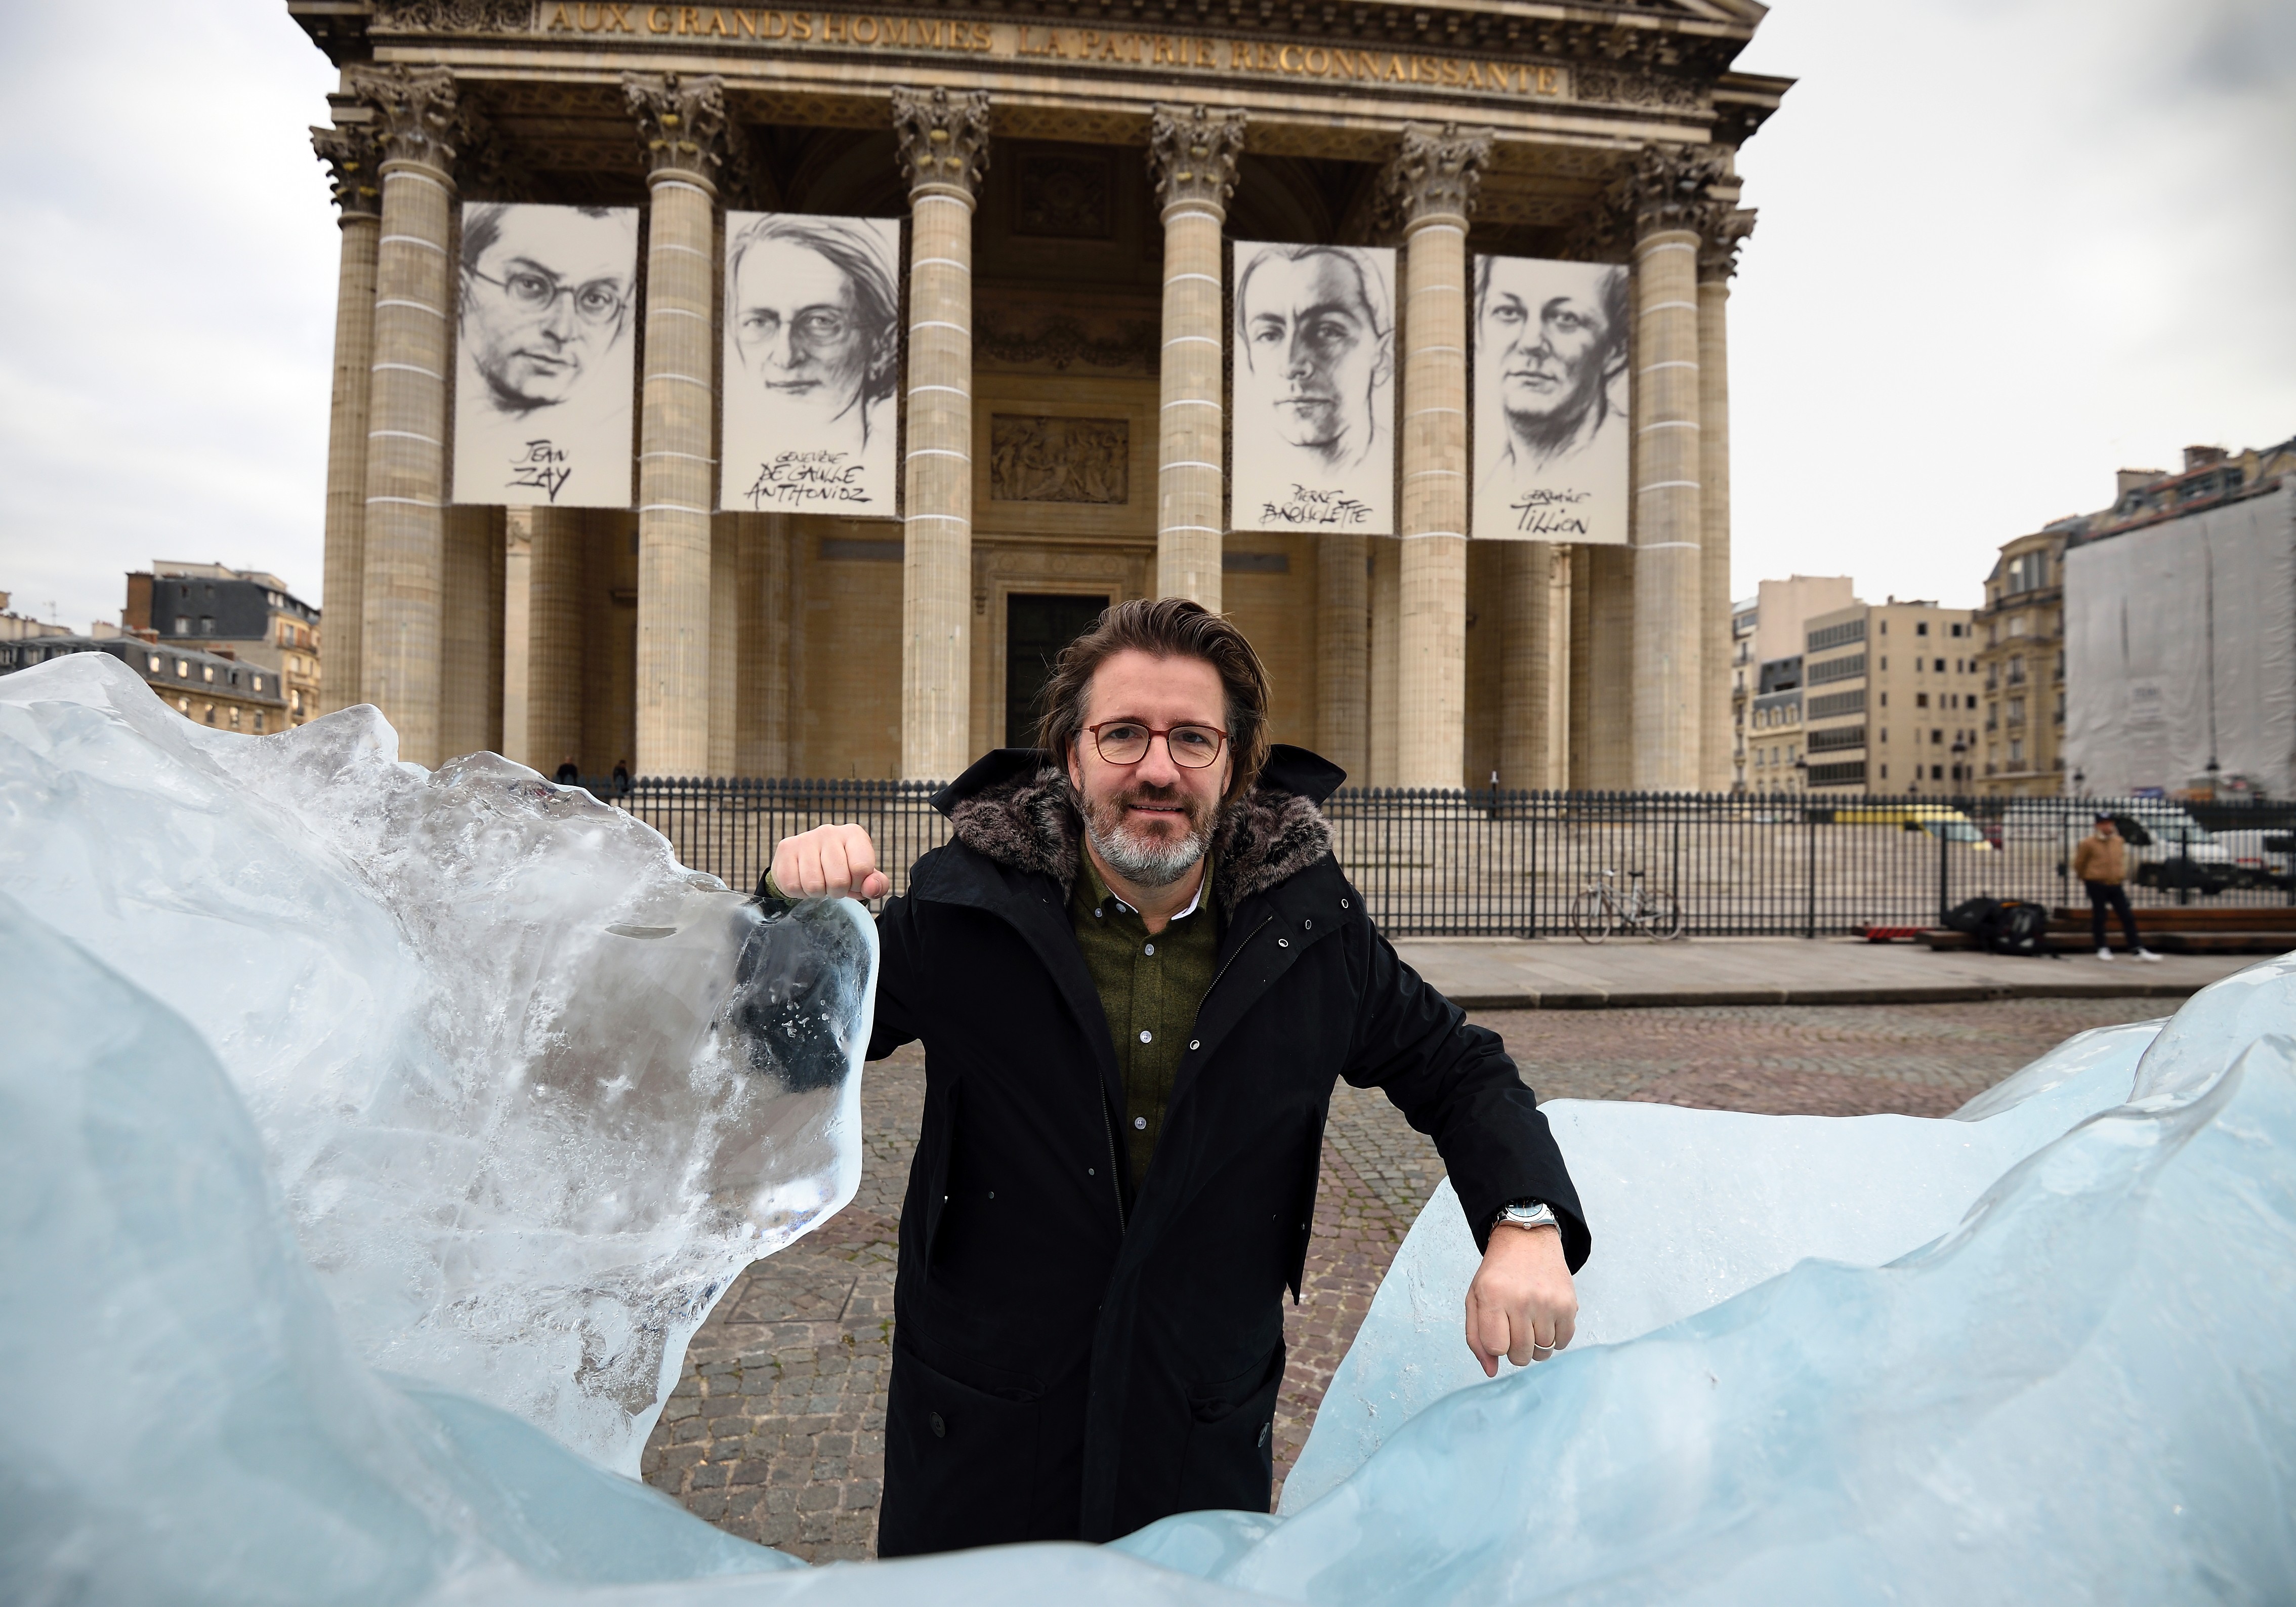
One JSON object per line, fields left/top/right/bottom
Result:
{"left": 540, "top": 6, "right": 1571, "bottom": 99}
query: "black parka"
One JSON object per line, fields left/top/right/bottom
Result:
{"left": 858, "top": 745, "right": 1590, "bottom": 1555}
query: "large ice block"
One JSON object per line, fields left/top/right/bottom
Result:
{"left": 1274, "top": 1014, "right": 2166, "bottom": 1511}
{"left": 0, "top": 655, "right": 876, "bottom": 1473}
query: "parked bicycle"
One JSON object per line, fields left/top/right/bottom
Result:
{"left": 1570, "top": 868, "right": 1686, "bottom": 942}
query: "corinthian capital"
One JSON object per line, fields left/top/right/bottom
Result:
{"left": 342, "top": 63, "right": 461, "bottom": 176}
{"left": 892, "top": 87, "right": 992, "bottom": 200}
{"left": 311, "top": 122, "right": 384, "bottom": 220}
{"left": 1699, "top": 207, "right": 1757, "bottom": 282}
{"left": 1148, "top": 105, "right": 1247, "bottom": 216}
{"left": 1376, "top": 122, "right": 1494, "bottom": 234}
{"left": 622, "top": 72, "right": 731, "bottom": 185}
{"left": 1615, "top": 142, "right": 1733, "bottom": 237}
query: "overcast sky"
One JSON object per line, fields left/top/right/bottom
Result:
{"left": 1, "top": 0, "right": 2291, "bottom": 632}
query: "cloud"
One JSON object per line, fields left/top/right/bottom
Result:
{"left": 0, "top": 3, "right": 337, "bottom": 629}
{"left": 1727, "top": 0, "right": 2296, "bottom": 606}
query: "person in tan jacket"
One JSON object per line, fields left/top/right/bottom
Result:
{"left": 2072, "top": 815, "right": 2160, "bottom": 961}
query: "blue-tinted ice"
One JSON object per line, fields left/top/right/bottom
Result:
{"left": 4, "top": 655, "right": 2292, "bottom": 1603}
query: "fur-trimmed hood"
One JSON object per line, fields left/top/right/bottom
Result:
{"left": 935, "top": 744, "right": 1341, "bottom": 912}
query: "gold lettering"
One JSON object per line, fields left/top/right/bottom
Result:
{"left": 706, "top": 7, "right": 732, "bottom": 34}
{"left": 678, "top": 6, "right": 703, "bottom": 32}
{"left": 821, "top": 11, "right": 845, "bottom": 40}
{"left": 603, "top": 2, "right": 634, "bottom": 28}
{"left": 1151, "top": 33, "right": 1177, "bottom": 63}
{"left": 1535, "top": 64, "right": 1559, "bottom": 94}
{"left": 647, "top": 5, "right": 673, "bottom": 30}
{"left": 974, "top": 22, "right": 993, "bottom": 48}
{"left": 1438, "top": 57, "right": 1461, "bottom": 85}
{"left": 1302, "top": 45, "right": 1328, "bottom": 74}
{"left": 1278, "top": 43, "right": 1304, "bottom": 71}
{"left": 732, "top": 8, "right": 755, "bottom": 35}
{"left": 789, "top": 11, "right": 810, "bottom": 36}
{"left": 1080, "top": 28, "right": 1100, "bottom": 53}
{"left": 546, "top": 3, "right": 573, "bottom": 28}
{"left": 850, "top": 14, "right": 876, "bottom": 41}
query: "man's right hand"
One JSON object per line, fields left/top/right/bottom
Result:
{"left": 770, "top": 823, "right": 890, "bottom": 901}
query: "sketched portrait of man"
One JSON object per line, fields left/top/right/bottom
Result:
{"left": 1230, "top": 243, "right": 1396, "bottom": 534}
{"left": 1471, "top": 256, "right": 1631, "bottom": 543}
{"left": 720, "top": 213, "right": 901, "bottom": 516}
{"left": 451, "top": 202, "right": 638, "bottom": 508}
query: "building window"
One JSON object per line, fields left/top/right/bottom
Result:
{"left": 228, "top": 708, "right": 241, "bottom": 730}
{"left": 199, "top": 616, "right": 214, "bottom": 634}
{"left": 146, "top": 653, "right": 160, "bottom": 672}
{"left": 1880, "top": 764, "right": 1888, "bottom": 779}
{"left": 202, "top": 665, "right": 215, "bottom": 683}
{"left": 2010, "top": 738, "right": 2024, "bottom": 765}
{"left": 1931, "top": 765, "right": 1944, "bottom": 781}
{"left": 2010, "top": 616, "right": 2027, "bottom": 637}
{"left": 173, "top": 616, "right": 188, "bottom": 634}
{"left": 1916, "top": 621, "right": 1929, "bottom": 636}
{"left": 1915, "top": 692, "right": 1929, "bottom": 708}
{"left": 255, "top": 712, "right": 266, "bottom": 733}
{"left": 1932, "top": 729, "right": 1944, "bottom": 745}
{"left": 203, "top": 705, "right": 216, "bottom": 725}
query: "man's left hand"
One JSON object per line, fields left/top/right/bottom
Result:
{"left": 1465, "top": 1224, "right": 1577, "bottom": 1377}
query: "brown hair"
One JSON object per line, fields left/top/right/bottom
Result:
{"left": 1035, "top": 598, "right": 1272, "bottom": 799}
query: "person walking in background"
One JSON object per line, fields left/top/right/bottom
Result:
{"left": 612, "top": 758, "right": 631, "bottom": 798}
{"left": 2073, "top": 815, "right": 2161, "bottom": 962}
{"left": 554, "top": 755, "right": 580, "bottom": 785}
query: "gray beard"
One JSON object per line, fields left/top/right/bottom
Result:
{"left": 1082, "top": 793, "right": 1212, "bottom": 890}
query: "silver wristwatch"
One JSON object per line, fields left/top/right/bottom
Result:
{"left": 1493, "top": 1200, "right": 1558, "bottom": 1233}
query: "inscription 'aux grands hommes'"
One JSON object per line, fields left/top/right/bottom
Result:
{"left": 542, "top": 5, "right": 1572, "bottom": 98}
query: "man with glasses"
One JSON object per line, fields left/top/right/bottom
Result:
{"left": 767, "top": 598, "right": 1588, "bottom": 1557}
{"left": 452, "top": 202, "right": 638, "bottom": 506}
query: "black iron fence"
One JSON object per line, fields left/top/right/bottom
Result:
{"left": 591, "top": 777, "right": 2296, "bottom": 938}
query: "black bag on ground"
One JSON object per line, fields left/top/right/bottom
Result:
{"left": 1942, "top": 897, "right": 2000, "bottom": 937}
{"left": 1986, "top": 901, "right": 2051, "bottom": 957}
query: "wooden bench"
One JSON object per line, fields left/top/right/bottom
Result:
{"left": 1924, "top": 901, "right": 2296, "bottom": 955}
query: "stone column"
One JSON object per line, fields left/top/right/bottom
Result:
{"left": 526, "top": 509, "right": 587, "bottom": 776}
{"left": 1499, "top": 541, "right": 1562, "bottom": 788}
{"left": 1148, "top": 106, "right": 1246, "bottom": 609}
{"left": 1368, "top": 538, "right": 1400, "bottom": 785}
{"left": 311, "top": 117, "right": 382, "bottom": 718}
{"left": 502, "top": 511, "right": 531, "bottom": 767}
{"left": 1698, "top": 204, "right": 1755, "bottom": 793}
{"left": 440, "top": 505, "right": 505, "bottom": 758}
{"left": 892, "top": 87, "right": 991, "bottom": 782}
{"left": 708, "top": 515, "right": 740, "bottom": 775}
{"left": 348, "top": 64, "right": 460, "bottom": 765}
{"left": 1316, "top": 533, "right": 1368, "bottom": 783}
{"left": 736, "top": 512, "right": 790, "bottom": 777}
{"left": 624, "top": 73, "right": 729, "bottom": 779}
{"left": 1576, "top": 544, "right": 1636, "bottom": 789}
{"left": 1623, "top": 144, "right": 1727, "bottom": 791}
{"left": 1381, "top": 123, "right": 1491, "bottom": 790}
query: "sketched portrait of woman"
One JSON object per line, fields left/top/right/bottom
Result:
{"left": 1471, "top": 255, "right": 1631, "bottom": 543}
{"left": 719, "top": 213, "right": 902, "bottom": 516}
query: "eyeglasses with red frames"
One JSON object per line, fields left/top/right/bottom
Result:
{"left": 1086, "top": 720, "right": 1229, "bottom": 768}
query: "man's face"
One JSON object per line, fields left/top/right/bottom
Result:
{"left": 1065, "top": 649, "right": 1232, "bottom": 888}
{"left": 1479, "top": 261, "right": 1613, "bottom": 429}
{"left": 462, "top": 211, "right": 633, "bottom": 411}
{"left": 1242, "top": 254, "right": 1384, "bottom": 454}
{"left": 733, "top": 239, "right": 869, "bottom": 423}
{"left": 2097, "top": 819, "right": 2118, "bottom": 838}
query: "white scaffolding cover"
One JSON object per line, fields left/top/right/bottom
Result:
{"left": 2063, "top": 481, "right": 2296, "bottom": 797}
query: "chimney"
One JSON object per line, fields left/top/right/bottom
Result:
{"left": 2116, "top": 468, "right": 2167, "bottom": 498}
{"left": 122, "top": 571, "right": 154, "bottom": 634}
{"left": 2183, "top": 444, "right": 2229, "bottom": 472}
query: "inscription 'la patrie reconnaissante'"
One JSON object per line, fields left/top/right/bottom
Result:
{"left": 541, "top": 5, "right": 1572, "bottom": 99}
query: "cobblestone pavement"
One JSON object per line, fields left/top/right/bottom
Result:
{"left": 642, "top": 995, "right": 2175, "bottom": 1557}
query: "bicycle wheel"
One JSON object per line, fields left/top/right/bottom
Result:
{"left": 1644, "top": 889, "right": 1686, "bottom": 941}
{"left": 1570, "top": 889, "right": 1616, "bottom": 943}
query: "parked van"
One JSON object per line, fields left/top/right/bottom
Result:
{"left": 1820, "top": 804, "right": 1994, "bottom": 847}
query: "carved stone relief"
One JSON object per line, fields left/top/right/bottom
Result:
{"left": 1013, "top": 149, "right": 1115, "bottom": 238}
{"left": 1148, "top": 105, "right": 1247, "bottom": 214}
{"left": 892, "top": 86, "right": 992, "bottom": 198}
{"left": 974, "top": 304, "right": 1159, "bottom": 375}
{"left": 373, "top": 0, "right": 534, "bottom": 31}
{"left": 990, "top": 417, "right": 1131, "bottom": 505}
{"left": 1375, "top": 121, "right": 1494, "bottom": 234}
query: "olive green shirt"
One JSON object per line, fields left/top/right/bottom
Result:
{"left": 1068, "top": 851, "right": 1222, "bottom": 1193}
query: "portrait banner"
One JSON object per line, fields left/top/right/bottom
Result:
{"left": 452, "top": 202, "right": 639, "bottom": 508}
{"left": 1230, "top": 242, "right": 1396, "bottom": 535}
{"left": 721, "top": 212, "right": 902, "bottom": 518}
{"left": 1471, "top": 255, "right": 1631, "bottom": 543}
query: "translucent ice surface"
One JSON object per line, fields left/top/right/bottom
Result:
{"left": 6, "top": 655, "right": 2293, "bottom": 1604}
{"left": 0, "top": 655, "right": 875, "bottom": 1473}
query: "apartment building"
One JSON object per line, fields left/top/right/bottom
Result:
{"left": 1797, "top": 599, "right": 1983, "bottom": 793}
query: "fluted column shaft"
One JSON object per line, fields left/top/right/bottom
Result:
{"left": 1697, "top": 274, "right": 1735, "bottom": 792}
{"left": 1499, "top": 542, "right": 1564, "bottom": 787}
{"left": 526, "top": 508, "right": 588, "bottom": 773}
{"left": 440, "top": 506, "right": 505, "bottom": 758}
{"left": 358, "top": 149, "right": 455, "bottom": 762}
{"left": 894, "top": 87, "right": 989, "bottom": 782}
{"left": 1396, "top": 214, "right": 1470, "bottom": 787}
{"left": 314, "top": 126, "right": 380, "bottom": 716}
{"left": 736, "top": 512, "right": 790, "bottom": 777}
{"left": 1316, "top": 532, "right": 1368, "bottom": 781}
{"left": 1149, "top": 106, "right": 1244, "bottom": 609}
{"left": 1368, "top": 538, "right": 1401, "bottom": 785}
{"left": 1629, "top": 222, "right": 1703, "bottom": 789}
{"left": 634, "top": 164, "right": 717, "bottom": 777}
{"left": 708, "top": 514, "right": 740, "bottom": 775}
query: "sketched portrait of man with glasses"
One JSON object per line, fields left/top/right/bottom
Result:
{"left": 452, "top": 202, "right": 638, "bottom": 507}
{"left": 1229, "top": 243, "right": 1397, "bottom": 534}
{"left": 721, "top": 212, "right": 901, "bottom": 514}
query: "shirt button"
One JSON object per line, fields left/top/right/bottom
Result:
{"left": 1139, "top": 1029, "right": 1152, "bottom": 1043}
{"left": 1144, "top": 942, "right": 1155, "bottom": 956}
{"left": 1278, "top": 937, "right": 1290, "bottom": 948}
{"left": 1188, "top": 1039, "right": 1200, "bottom": 1050}
{"left": 1133, "top": 1116, "right": 1147, "bottom": 1129}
